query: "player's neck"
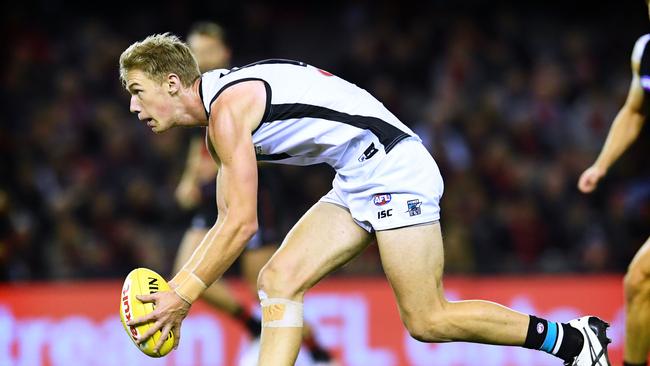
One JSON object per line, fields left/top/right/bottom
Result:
{"left": 177, "top": 78, "right": 209, "bottom": 127}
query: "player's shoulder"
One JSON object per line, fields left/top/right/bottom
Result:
{"left": 200, "top": 68, "right": 241, "bottom": 111}
{"left": 213, "top": 78, "right": 266, "bottom": 109}
{"left": 631, "top": 33, "right": 650, "bottom": 65}
{"left": 201, "top": 68, "right": 230, "bottom": 85}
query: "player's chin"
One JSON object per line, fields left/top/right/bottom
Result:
{"left": 152, "top": 123, "right": 173, "bottom": 134}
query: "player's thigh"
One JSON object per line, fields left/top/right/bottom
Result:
{"left": 376, "top": 222, "right": 446, "bottom": 315}
{"left": 173, "top": 227, "right": 209, "bottom": 272}
{"left": 259, "top": 202, "right": 372, "bottom": 295}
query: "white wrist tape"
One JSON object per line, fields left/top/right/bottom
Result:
{"left": 261, "top": 297, "right": 303, "bottom": 328}
{"left": 172, "top": 269, "right": 207, "bottom": 304}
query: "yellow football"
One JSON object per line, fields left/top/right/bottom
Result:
{"left": 119, "top": 267, "right": 175, "bottom": 357}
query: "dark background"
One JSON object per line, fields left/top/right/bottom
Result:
{"left": 1, "top": 0, "right": 649, "bottom": 280}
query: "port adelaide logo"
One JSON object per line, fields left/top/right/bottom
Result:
{"left": 407, "top": 199, "right": 422, "bottom": 216}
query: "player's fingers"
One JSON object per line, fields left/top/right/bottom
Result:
{"left": 586, "top": 175, "right": 598, "bottom": 190}
{"left": 172, "top": 324, "right": 181, "bottom": 350}
{"left": 580, "top": 183, "right": 594, "bottom": 193}
{"left": 137, "top": 319, "right": 163, "bottom": 344}
{"left": 578, "top": 173, "right": 595, "bottom": 193}
{"left": 127, "top": 311, "right": 156, "bottom": 327}
{"left": 154, "top": 323, "right": 173, "bottom": 353}
{"left": 136, "top": 293, "right": 157, "bottom": 303}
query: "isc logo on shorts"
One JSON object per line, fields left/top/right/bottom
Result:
{"left": 372, "top": 193, "right": 392, "bottom": 206}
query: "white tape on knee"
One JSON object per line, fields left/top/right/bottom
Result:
{"left": 260, "top": 297, "right": 303, "bottom": 328}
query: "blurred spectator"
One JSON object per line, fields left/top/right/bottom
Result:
{"left": 1, "top": 0, "right": 648, "bottom": 280}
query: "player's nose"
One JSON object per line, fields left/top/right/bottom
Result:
{"left": 129, "top": 95, "right": 141, "bottom": 114}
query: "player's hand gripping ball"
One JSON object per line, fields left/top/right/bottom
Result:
{"left": 119, "top": 268, "right": 175, "bottom": 357}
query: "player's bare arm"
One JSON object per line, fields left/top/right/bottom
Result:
{"left": 127, "top": 80, "right": 267, "bottom": 352}
{"left": 578, "top": 48, "right": 647, "bottom": 193}
{"left": 177, "top": 80, "right": 266, "bottom": 285}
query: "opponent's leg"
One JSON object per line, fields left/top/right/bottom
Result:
{"left": 256, "top": 202, "right": 372, "bottom": 366}
{"left": 377, "top": 222, "right": 606, "bottom": 364}
{"left": 623, "top": 236, "right": 650, "bottom": 366}
{"left": 302, "top": 323, "right": 335, "bottom": 364}
{"left": 175, "top": 228, "right": 258, "bottom": 335}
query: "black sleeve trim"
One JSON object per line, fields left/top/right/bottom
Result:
{"left": 198, "top": 78, "right": 207, "bottom": 117}
{"left": 256, "top": 152, "right": 292, "bottom": 161}
{"left": 206, "top": 78, "right": 272, "bottom": 134}
{"left": 253, "top": 81, "right": 272, "bottom": 135}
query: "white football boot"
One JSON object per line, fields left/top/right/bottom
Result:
{"left": 564, "top": 316, "right": 611, "bottom": 366}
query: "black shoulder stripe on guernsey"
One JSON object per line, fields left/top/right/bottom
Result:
{"left": 252, "top": 81, "right": 272, "bottom": 135}
{"left": 222, "top": 59, "right": 308, "bottom": 78}
{"left": 239, "top": 59, "right": 307, "bottom": 70}
{"left": 206, "top": 78, "right": 272, "bottom": 124}
{"left": 265, "top": 103, "right": 411, "bottom": 153}
{"left": 256, "top": 152, "right": 293, "bottom": 161}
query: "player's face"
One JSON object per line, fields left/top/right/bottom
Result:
{"left": 125, "top": 70, "right": 176, "bottom": 133}
{"left": 188, "top": 34, "right": 230, "bottom": 72}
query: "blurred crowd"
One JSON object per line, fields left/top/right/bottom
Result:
{"left": 1, "top": 1, "right": 649, "bottom": 281}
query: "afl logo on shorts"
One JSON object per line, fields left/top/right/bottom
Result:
{"left": 373, "top": 193, "right": 392, "bottom": 206}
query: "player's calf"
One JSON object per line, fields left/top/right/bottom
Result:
{"left": 400, "top": 309, "right": 454, "bottom": 342}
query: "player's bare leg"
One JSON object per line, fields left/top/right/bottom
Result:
{"left": 256, "top": 202, "right": 372, "bottom": 366}
{"left": 623, "top": 236, "right": 650, "bottom": 365}
{"left": 376, "top": 222, "right": 611, "bottom": 365}
{"left": 376, "top": 222, "right": 529, "bottom": 343}
{"left": 243, "top": 241, "right": 336, "bottom": 363}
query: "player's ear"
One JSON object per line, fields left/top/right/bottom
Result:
{"left": 166, "top": 73, "right": 181, "bottom": 95}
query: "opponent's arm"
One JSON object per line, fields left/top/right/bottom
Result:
{"left": 175, "top": 135, "right": 219, "bottom": 209}
{"left": 578, "top": 45, "right": 647, "bottom": 193}
{"left": 175, "top": 136, "right": 204, "bottom": 209}
{"left": 593, "top": 76, "right": 645, "bottom": 171}
{"left": 172, "top": 80, "right": 266, "bottom": 303}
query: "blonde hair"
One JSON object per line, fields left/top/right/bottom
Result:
{"left": 119, "top": 33, "right": 201, "bottom": 87}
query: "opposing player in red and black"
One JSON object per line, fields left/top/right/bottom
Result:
{"left": 578, "top": 15, "right": 650, "bottom": 366}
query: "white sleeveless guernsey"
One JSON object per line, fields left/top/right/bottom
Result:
{"left": 200, "top": 59, "right": 418, "bottom": 172}
{"left": 200, "top": 59, "right": 443, "bottom": 232}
